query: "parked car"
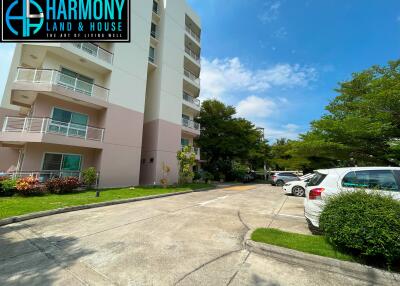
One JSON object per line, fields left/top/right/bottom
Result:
{"left": 270, "top": 172, "right": 299, "bottom": 186}
{"left": 283, "top": 174, "right": 314, "bottom": 197}
{"left": 304, "top": 167, "right": 400, "bottom": 231}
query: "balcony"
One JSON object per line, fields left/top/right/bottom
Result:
{"left": 182, "top": 117, "right": 200, "bottom": 136}
{"left": 70, "top": 43, "right": 113, "bottom": 64}
{"left": 184, "top": 69, "right": 200, "bottom": 85}
{"left": 11, "top": 68, "right": 109, "bottom": 109}
{"left": 0, "top": 116, "right": 104, "bottom": 149}
{"left": 185, "top": 46, "right": 200, "bottom": 65}
{"left": 183, "top": 92, "right": 200, "bottom": 113}
{"left": 185, "top": 26, "right": 201, "bottom": 43}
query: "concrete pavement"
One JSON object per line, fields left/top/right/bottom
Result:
{"left": 0, "top": 184, "right": 375, "bottom": 285}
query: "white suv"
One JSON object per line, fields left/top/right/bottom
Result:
{"left": 304, "top": 167, "right": 400, "bottom": 230}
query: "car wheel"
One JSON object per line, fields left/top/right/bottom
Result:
{"left": 292, "top": 186, "right": 305, "bottom": 197}
{"left": 276, "top": 180, "right": 284, "bottom": 187}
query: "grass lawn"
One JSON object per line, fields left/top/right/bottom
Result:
{"left": 0, "top": 183, "right": 212, "bottom": 220}
{"left": 251, "top": 228, "right": 355, "bottom": 262}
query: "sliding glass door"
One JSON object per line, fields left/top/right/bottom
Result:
{"left": 41, "top": 153, "right": 82, "bottom": 180}
{"left": 48, "top": 108, "right": 89, "bottom": 138}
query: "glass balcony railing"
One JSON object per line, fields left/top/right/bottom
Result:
{"left": 15, "top": 68, "right": 109, "bottom": 102}
{"left": 71, "top": 43, "right": 113, "bottom": 64}
{"left": 183, "top": 92, "right": 200, "bottom": 107}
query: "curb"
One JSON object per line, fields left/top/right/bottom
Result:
{"left": 0, "top": 186, "right": 216, "bottom": 227}
{"left": 244, "top": 230, "right": 400, "bottom": 285}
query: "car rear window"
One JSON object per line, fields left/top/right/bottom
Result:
{"left": 307, "top": 172, "right": 327, "bottom": 186}
{"left": 342, "top": 170, "right": 399, "bottom": 191}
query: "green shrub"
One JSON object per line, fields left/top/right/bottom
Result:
{"left": 45, "top": 177, "right": 81, "bottom": 194}
{"left": 202, "top": 171, "right": 214, "bottom": 183}
{"left": 320, "top": 190, "right": 400, "bottom": 266}
{"left": 82, "top": 167, "right": 97, "bottom": 189}
{"left": 0, "top": 177, "right": 16, "bottom": 196}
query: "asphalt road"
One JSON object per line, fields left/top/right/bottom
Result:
{"left": 0, "top": 184, "right": 369, "bottom": 285}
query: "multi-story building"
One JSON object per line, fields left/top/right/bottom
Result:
{"left": 0, "top": 0, "right": 201, "bottom": 188}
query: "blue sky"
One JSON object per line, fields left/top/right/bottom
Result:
{"left": 187, "top": 0, "right": 400, "bottom": 141}
{"left": 0, "top": 0, "right": 399, "bottom": 141}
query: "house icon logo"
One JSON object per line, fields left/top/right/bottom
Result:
{"left": 5, "top": 0, "right": 44, "bottom": 37}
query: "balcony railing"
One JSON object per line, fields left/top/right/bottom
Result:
{"left": 71, "top": 43, "right": 113, "bottom": 64}
{"left": 184, "top": 69, "right": 200, "bottom": 85}
{"left": 149, "top": 56, "right": 155, "bottom": 64}
{"left": 185, "top": 26, "right": 200, "bottom": 42}
{"left": 183, "top": 92, "right": 200, "bottom": 107}
{"left": 2, "top": 116, "right": 105, "bottom": 142}
{"left": 182, "top": 117, "right": 200, "bottom": 131}
{"left": 185, "top": 46, "right": 200, "bottom": 64}
{"left": 15, "top": 68, "right": 109, "bottom": 102}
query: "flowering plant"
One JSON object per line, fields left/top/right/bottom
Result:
{"left": 45, "top": 177, "right": 81, "bottom": 194}
{"left": 15, "top": 176, "right": 44, "bottom": 196}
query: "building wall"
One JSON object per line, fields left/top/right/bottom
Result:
{"left": 0, "top": 107, "right": 22, "bottom": 172}
{"left": 0, "top": 0, "right": 200, "bottom": 188}
{"left": 140, "top": 0, "right": 201, "bottom": 185}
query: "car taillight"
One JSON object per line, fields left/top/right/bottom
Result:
{"left": 309, "top": 188, "right": 325, "bottom": 200}
{"left": 272, "top": 175, "right": 276, "bottom": 180}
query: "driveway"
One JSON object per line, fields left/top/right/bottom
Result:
{"left": 1, "top": 184, "right": 368, "bottom": 285}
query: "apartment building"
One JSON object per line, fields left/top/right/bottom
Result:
{"left": 0, "top": 0, "right": 202, "bottom": 187}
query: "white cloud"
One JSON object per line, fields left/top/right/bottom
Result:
{"left": 262, "top": 123, "right": 302, "bottom": 141}
{"left": 273, "top": 27, "right": 288, "bottom": 39}
{"left": 200, "top": 57, "right": 317, "bottom": 100}
{"left": 259, "top": 1, "right": 281, "bottom": 23}
{"left": 236, "top": 95, "right": 276, "bottom": 118}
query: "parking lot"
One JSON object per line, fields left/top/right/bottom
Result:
{"left": 1, "top": 184, "right": 370, "bottom": 285}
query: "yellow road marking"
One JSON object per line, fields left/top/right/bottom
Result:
{"left": 221, "top": 185, "right": 257, "bottom": 191}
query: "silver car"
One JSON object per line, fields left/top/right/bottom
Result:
{"left": 270, "top": 172, "right": 299, "bottom": 186}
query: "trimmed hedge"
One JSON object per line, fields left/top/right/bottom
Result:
{"left": 320, "top": 190, "right": 400, "bottom": 266}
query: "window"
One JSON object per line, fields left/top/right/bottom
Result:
{"left": 149, "top": 46, "right": 155, "bottom": 62}
{"left": 151, "top": 23, "right": 157, "bottom": 38}
{"left": 342, "top": 170, "right": 399, "bottom": 191}
{"left": 58, "top": 67, "right": 94, "bottom": 96}
{"left": 308, "top": 172, "right": 327, "bottom": 187}
{"left": 280, "top": 173, "right": 297, "bottom": 177}
{"left": 181, "top": 138, "right": 190, "bottom": 146}
{"left": 48, "top": 108, "right": 89, "bottom": 138}
{"left": 182, "top": 114, "right": 190, "bottom": 120}
{"left": 152, "top": 0, "right": 158, "bottom": 14}
{"left": 42, "top": 153, "right": 82, "bottom": 180}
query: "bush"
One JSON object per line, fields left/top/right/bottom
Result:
{"left": 202, "top": 171, "right": 214, "bottom": 183}
{"left": 0, "top": 178, "right": 17, "bottom": 196}
{"left": 82, "top": 167, "right": 97, "bottom": 189}
{"left": 45, "top": 177, "right": 81, "bottom": 194}
{"left": 15, "top": 176, "right": 45, "bottom": 196}
{"left": 320, "top": 190, "right": 400, "bottom": 266}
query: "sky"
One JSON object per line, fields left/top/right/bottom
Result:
{"left": 0, "top": 0, "right": 399, "bottom": 141}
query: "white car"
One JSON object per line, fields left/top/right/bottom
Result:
{"left": 304, "top": 167, "right": 400, "bottom": 231}
{"left": 283, "top": 174, "right": 314, "bottom": 197}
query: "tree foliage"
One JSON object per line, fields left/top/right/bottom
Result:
{"left": 270, "top": 59, "right": 400, "bottom": 170}
{"left": 195, "top": 100, "right": 269, "bottom": 178}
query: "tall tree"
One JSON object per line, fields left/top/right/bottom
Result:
{"left": 195, "top": 100, "right": 268, "bottom": 177}
{"left": 296, "top": 59, "right": 400, "bottom": 167}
